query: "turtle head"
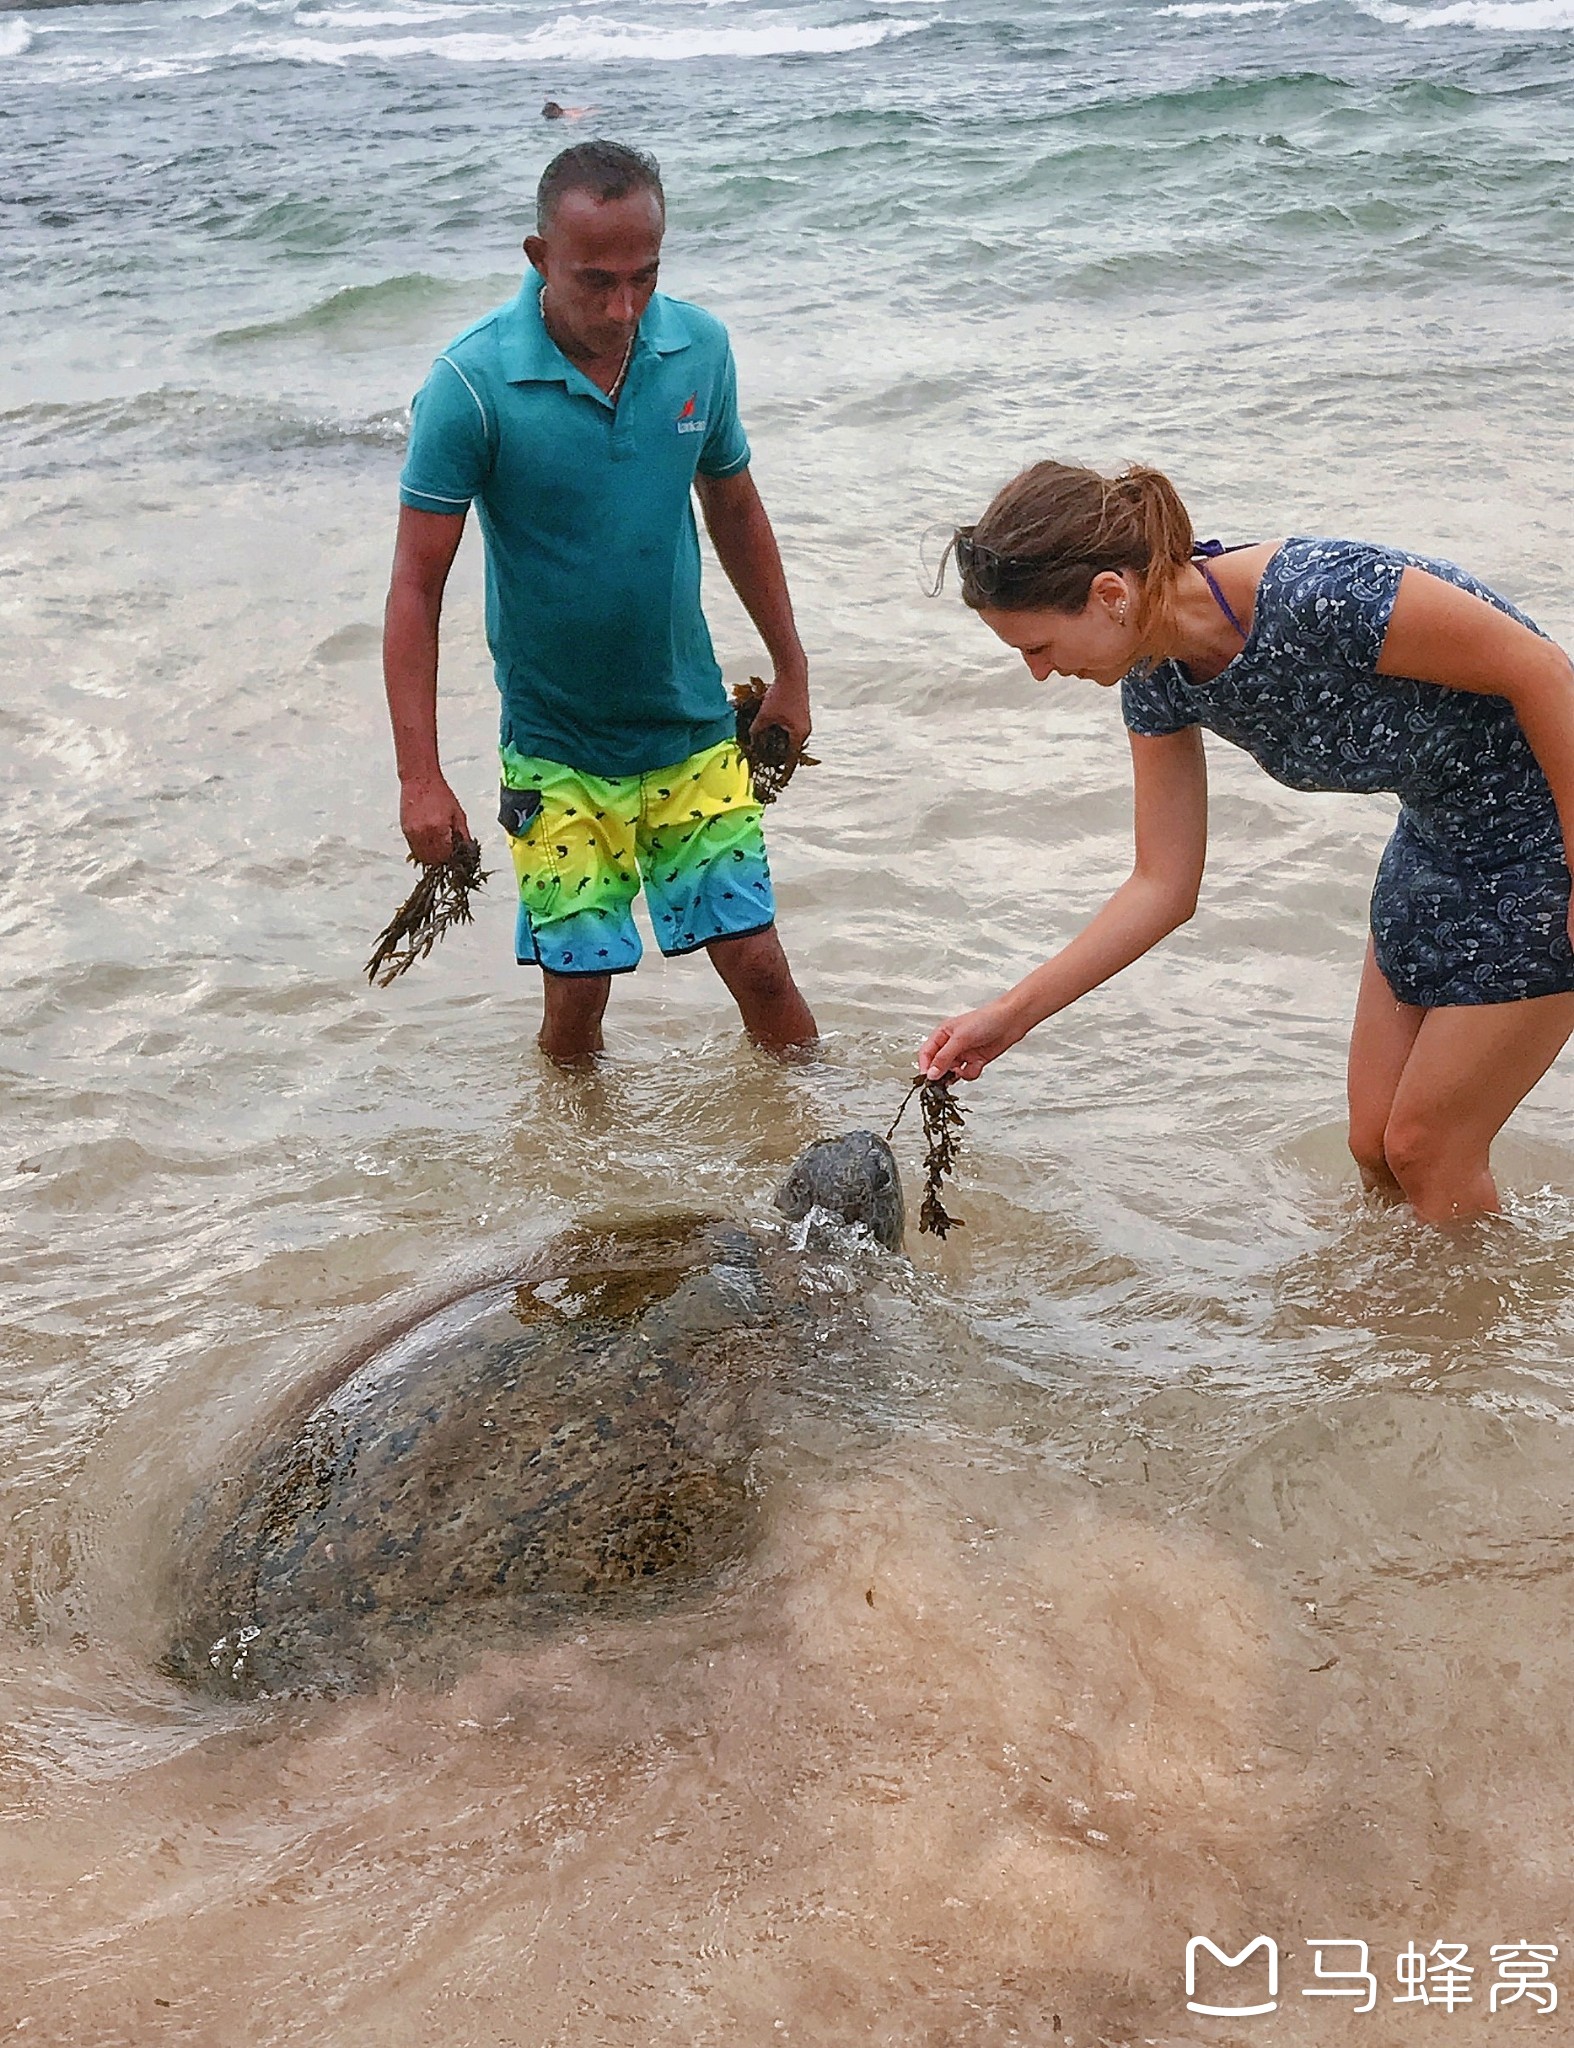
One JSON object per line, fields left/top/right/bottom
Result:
{"left": 774, "top": 1131, "right": 905, "bottom": 1251}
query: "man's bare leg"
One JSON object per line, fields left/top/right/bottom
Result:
{"left": 539, "top": 970, "right": 612, "bottom": 1066}
{"left": 706, "top": 927, "right": 817, "bottom": 1054}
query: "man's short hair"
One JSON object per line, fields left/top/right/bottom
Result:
{"left": 536, "top": 141, "right": 664, "bottom": 232}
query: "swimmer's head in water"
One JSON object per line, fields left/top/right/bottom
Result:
{"left": 542, "top": 100, "right": 565, "bottom": 119}
{"left": 526, "top": 141, "right": 665, "bottom": 366}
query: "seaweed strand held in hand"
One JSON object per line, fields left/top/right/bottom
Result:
{"left": 731, "top": 675, "right": 820, "bottom": 806}
{"left": 887, "top": 1075, "right": 969, "bottom": 1237}
{"left": 365, "top": 836, "right": 489, "bottom": 987}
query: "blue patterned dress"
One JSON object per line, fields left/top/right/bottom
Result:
{"left": 1120, "top": 536, "right": 1574, "bottom": 1009}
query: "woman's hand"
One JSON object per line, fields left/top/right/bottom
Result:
{"left": 917, "top": 998, "right": 1023, "bottom": 1083}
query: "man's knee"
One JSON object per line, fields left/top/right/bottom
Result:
{"left": 536, "top": 970, "right": 612, "bottom": 1066}
{"left": 707, "top": 927, "right": 790, "bottom": 997}
{"left": 543, "top": 967, "right": 611, "bottom": 998}
{"left": 541, "top": 969, "right": 612, "bottom": 1027}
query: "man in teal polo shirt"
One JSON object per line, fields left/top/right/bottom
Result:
{"left": 383, "top": 140, "right": 816, "bottom": 1062}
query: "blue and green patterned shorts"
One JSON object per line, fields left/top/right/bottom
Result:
{"left": 498, "top": 738, "right": 775, "bottom": 975}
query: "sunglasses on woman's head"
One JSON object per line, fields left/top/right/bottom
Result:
{"left": 952, "top": 528, "right": 1045, "bottom": 598}
{"left": 953, "top": 530, "right": 1149, "bottom": 601}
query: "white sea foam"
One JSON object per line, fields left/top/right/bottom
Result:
{"left": 0, "top": 17, "right": 34, "bottom": 58}
{"left": 302, "top": 2, "right": 482, "bottom": 25}
{"left": 303, "top": 6, "right": 465, "bottom": 23}
{"left": 1160, "top": 1, "right": 1290, "bottom": 15}
{"left": 192, "top": 0, "right": 300, "bottom": 18}
{"left": 1357, "top": 0, "right": 1574, "bottom": 26}
{"left": 262, "top": 13, "right": 927, "bottom": 64}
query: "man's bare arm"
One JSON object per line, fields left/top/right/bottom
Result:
{"left": 694, "top": 467, "right": 810, "bottom": 750}
{"left": 383, "top": 504, "right": 472, "bottom": 862}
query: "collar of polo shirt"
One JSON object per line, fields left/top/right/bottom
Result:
{"left": 499, "top": 274, "right": 694, "bottom": 389}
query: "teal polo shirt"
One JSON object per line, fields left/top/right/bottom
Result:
{"left": 400, "top": 276, "right": 751, "bottom": 777}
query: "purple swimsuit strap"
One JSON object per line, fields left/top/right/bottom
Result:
{"left": 1191, "top": 538, "right": 1250, "bottom": 642}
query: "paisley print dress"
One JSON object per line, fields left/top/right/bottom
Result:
{"left": 1120, "top": 536, "right": 1574, "bottom": 1008}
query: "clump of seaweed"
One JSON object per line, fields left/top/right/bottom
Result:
{"left": 732, "top": 675, "right": 820, "bottom": 806}
{"left": 365, "top": 836, "right": 489, "bottom": 987}
{"left": 887, "top": 1075, "right": 969, "bottom": 1238}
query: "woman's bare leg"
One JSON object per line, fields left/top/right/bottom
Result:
{"left": 1379, "top": 990, "right": 1574, "bottom": 1224}
{"left": 1346, "top": 943, "right": 1424, "bottom": 1200}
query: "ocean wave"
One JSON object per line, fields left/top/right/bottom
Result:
{"left": 192, "top": 0, "right": 301, "bottom": 18}
{"left": 0, "top": 388, "right": 407, "bottom": 480}
{"left": 1052, "top": 66, "right": 1361, "bottom": 135}
{"left": 1160, "top": 2, "right": 1291, "bottom": 15}
{"left": 300, "top": 3, "right": 479, "bottom": 25}
{"left": 260, "top": 12, "right": 927, "bottom": 66}
{"left": 1356, "top": 0, "right": 1574, "bottom": 26}
{"left": 211, "top": 271, "right": 493, "bottom": 344}
{"left": 0, "top": 18, "right": 34, "bottom": 57}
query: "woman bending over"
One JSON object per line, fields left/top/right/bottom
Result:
{"left": 917, "top": 461, "right": 1574, "bottom": 1224}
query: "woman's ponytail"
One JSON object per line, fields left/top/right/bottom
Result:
{"left": 1108, "top": 464, "right": 1193, "bottom": 655}
{"left": 1111, "top": 464, "right": 1192, "bottom": 575}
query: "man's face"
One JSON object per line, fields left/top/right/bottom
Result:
{"left": 524, "top": 188, "right": 664, "bottom": 363}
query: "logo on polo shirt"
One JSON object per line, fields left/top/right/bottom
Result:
{"left": 675, "top": 392, "right": 707, "bottom": 435}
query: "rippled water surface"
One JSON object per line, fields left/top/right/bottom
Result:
{"left": 4, "top": 0, "right": 1574, "bottom": 2040}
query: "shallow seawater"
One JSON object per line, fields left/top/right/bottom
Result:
{"left": 4, "top": 0, "right": 1574, "bottom": 2040}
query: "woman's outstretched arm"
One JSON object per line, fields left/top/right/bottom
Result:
{"left": 918, "top": 725, "right": 1209, "bottom": 1081}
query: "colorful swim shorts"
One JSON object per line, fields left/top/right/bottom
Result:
{"left": 497, "top": 738, "right": 775, "bottom": 975}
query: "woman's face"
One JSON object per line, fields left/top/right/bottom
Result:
{"left": 979, "top": 571, "right": 1136, "bottom": 688}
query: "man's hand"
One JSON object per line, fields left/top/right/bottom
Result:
{"left": 752, "top": 663, "right": 811, "bottom": 756}
{"left": 400, "top": 774, "right": 472, "bottom": 866}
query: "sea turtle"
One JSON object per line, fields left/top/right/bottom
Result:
{"left": 165, "top": 1132, "right": 904, "bottom": 1698}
